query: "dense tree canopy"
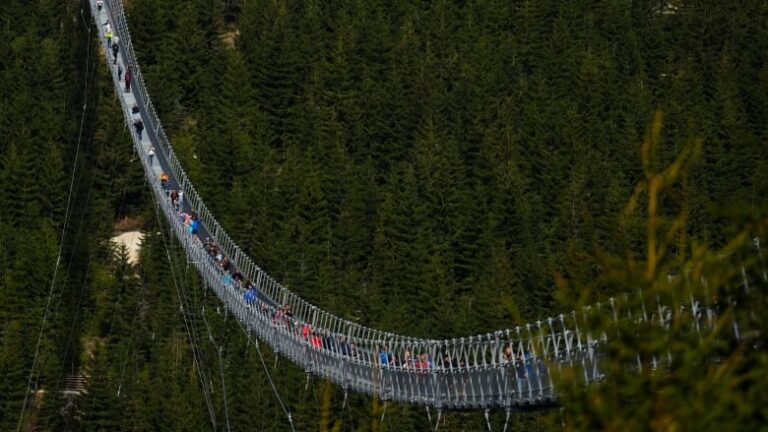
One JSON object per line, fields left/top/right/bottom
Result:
{"left": 1, "top": 0, "right": 766, "bottom": 430}
{"left": 128, "top": 0, "right": 768, "bottom": 334}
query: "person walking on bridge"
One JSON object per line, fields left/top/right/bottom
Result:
{"left": 160, "top": 172, "right": 170, "bottom": 191}
{"left": 125, "top": 65, "right": 132, "bottom": 92}
{"left": 133, "top": 117, "right": 144, "bottom": 140}
{"left": 104, "top": 22, "right": 112, "bottom": 48}
{"left": 117, "top": 63, "right": 123, "bottom": 81}
{"left": 148, "top": 145, "right": 155, "bottom": 167}
{"left": 111, "top": 36, "right": 120, "bottom": 64}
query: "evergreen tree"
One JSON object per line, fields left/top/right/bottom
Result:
{"left": 78, "top": 346, "right": 124, "bottom": 432}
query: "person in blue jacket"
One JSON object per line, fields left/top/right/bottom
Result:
{"left": 379, "top": 346, "right": 392, "bottom": 365}
{"left": 244, "top": 285, "right": 257, "bottom": 305}
{"left": 188, "top": 214, "right": 200, "bottom": 236}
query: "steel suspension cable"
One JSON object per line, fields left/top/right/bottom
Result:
{"left": 99, "top": 0, "right": 226, "bottom": 421}
{"left": 232, "top": 318, "right": 296, "bottom": 432}
{"left": 17, "top": 8, "right": 94, "bottom": 430}
{"left": 116, "top": 277, "right": 145, "bottom": 398}
{"left": 151, "top": 201, "right": 218, "bottom": 429}
{"left": 94, "top": 0, "right": 765, "bottom": 414}
{"left": 46, "top": 152, "right": 133, "bottom": 425}
{"left": 201, "top": 306, "right": 232, "bottom": 432}
{"left": 50, "top": 6, "right": 141, "bottom": 425}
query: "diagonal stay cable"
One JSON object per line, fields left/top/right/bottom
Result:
{"left": 201, "top": 306, "right": 232, "bottom": 432}
{"left": 83, "top": 185, "right": 147, "bottom": 427}
{"left": 95, "top": 0, "right": 219, "bottom": 424}
{"left": 52, "top": 1, "right": 143, "bottom": 426}
{"left": 17, "top": 7, "right": 93, "bottom": 431}
{"left": 46, "top": 158, "right": 131, "bottom": 426}
{"left": 151, "top": 199, "right": 218, "bottom": 429}
{"left": 232, "top": 318, "right": 296, "bottom": 432}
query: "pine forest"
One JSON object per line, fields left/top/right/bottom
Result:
{"left": 1, "top": 0, "right": 767, "bottom": 430}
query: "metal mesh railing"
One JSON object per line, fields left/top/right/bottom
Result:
{"left": 90, "top": 0, "right": 760, "bottom": 410}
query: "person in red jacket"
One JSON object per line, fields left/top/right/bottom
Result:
{"left": 310, "top": 332, "right": 323, "bottom": 348}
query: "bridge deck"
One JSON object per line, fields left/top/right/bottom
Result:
{"left": 89, "top": 0, "right": 744, "bottom": 412}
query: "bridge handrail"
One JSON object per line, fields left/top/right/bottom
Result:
{"left": 100, "top": 0, "right": 741, "bottom": 369}
{"left": 103, "top": 0, "right": 543, "bottom": 363}
{"left": 92, "top": 0, "right": 757, "bottom": 409}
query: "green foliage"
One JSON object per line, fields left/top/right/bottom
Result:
{"left": 1, "top": 0, "right": 767, "bottom": 430}
{"left": 553, "top": 114, "right": 768, "bottom": 430}
{"left": 0, "top": 321, "right": 28, "bottom": 431}
{"left": 122, "top": 0, "right": 766, "bottom": 429}
{"left": 126, "top": 0, "right": 768, "bottom": 340}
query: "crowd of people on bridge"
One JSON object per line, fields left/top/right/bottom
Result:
{"left": 99, "top": 0, "right": 552, "bottom": 398}
{"left": 157, "top": 166, "right": 545, "bottom": 380}
{"left": 153, "top": 149, "right": 547, "bottom": 394}
{"left": 101, "top": 10, "right": 133, "bottom": 107}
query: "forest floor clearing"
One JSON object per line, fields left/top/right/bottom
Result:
{"left": 111, "top": 230, "right": 144, "bottom": 264}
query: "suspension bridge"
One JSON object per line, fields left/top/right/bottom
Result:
{"left": 88, "top": 0, "right": 763, "bottom": 421}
